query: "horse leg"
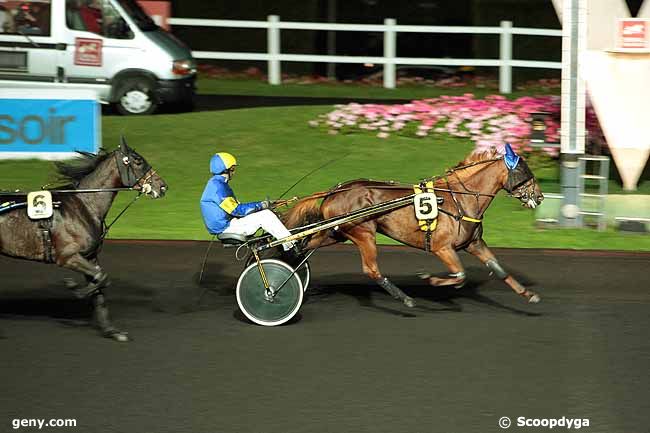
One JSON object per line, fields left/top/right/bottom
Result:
{"left": 418, "top": 246, "right": 467, "bottom": 288}
{"left": 56, "top": 253, "right": 109, "bottom": 299}
{"left": 465, "top": 239, "right": 540, "bottom": 303}
{"left": 57, "top": 254, "right": 127, "bottom": 340}
{"left": 345, "top": 228, "right": 415, "bottom": 308}
{"left": 305, "top": 230, "right": 340, "bottom": 250}
{"left": 91, "top": 290, "right": 129, "bottom": 342}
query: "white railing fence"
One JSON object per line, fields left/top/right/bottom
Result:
{"left": 168, "top": 15, "right": 562, "bottom": 93}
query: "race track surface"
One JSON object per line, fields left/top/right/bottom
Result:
{"left": 1, "top": 242, "right": 648, "bottom": 433}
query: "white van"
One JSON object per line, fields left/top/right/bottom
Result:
{"left": 0, "top": 0, "right": 196, "bottom": 114}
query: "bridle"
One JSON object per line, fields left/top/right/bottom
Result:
{"left": 115, "top": 148, "right": 157, "bottom": 193}
{"left": 99, "top": 147, "right": 160, "bottom": 241}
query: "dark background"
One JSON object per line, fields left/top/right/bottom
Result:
{"left": 169, "top": 0, "right": 645, "bottom": 80}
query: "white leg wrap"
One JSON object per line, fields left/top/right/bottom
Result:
{"left": 486, "top": 259, "right": 508, "bottom": 279}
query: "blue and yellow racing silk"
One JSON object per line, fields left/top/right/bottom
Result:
{"left": 200, "top": 175, "right": 264, "bottom": 234}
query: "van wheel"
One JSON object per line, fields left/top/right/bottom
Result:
{"left": 115, "top": 78, "right": 158, "bottom": 115}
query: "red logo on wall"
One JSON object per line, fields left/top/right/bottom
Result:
{"left": 74, "top": 38, "right": 103, "bottom": 66}
{"left": 137, "top": 1, "right": 171, "bottom": 30}
{"left": 619, "top": 19, "right": 648, "bottom": 50}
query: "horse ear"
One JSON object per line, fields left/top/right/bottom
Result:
{"left": 503, "top": 143, "right": 520, "bottom": 170}
{"left": 120, "top": 136, "right": 129, "bottom": 153}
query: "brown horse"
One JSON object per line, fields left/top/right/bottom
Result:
{"left": 282, "top": 145, "right": 544, "bottom": 307}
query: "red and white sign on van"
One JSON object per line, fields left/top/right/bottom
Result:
{"left": 74, "top": 38, "right": 103, "bottom": 67}
{"left": 618, "top": 19, "right": 648, "bottom": 50}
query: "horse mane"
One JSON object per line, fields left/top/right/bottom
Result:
{"left": 452, "top": 148, "right": 501, "bottom": 169}
{"left": 54, "top": 149, "right": 112, "bottom": 186}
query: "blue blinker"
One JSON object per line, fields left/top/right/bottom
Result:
{"left": 504, "top": 143, "right": 520, "bottom": 170}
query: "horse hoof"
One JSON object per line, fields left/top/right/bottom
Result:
{"left": 72, "top": 287, "right": 100, "bottom": 299}
{"left": 528, "top": 294, "right": 541, "bottom": 304}
{"left": 404, "top": 297, "right": 416, "bottom": 308}
{"left": 104, "top": 330, "right": 130, "bottom": 342}
{"left": 113, "top": 333, "right": 130, "bottom": 342}
{"left": 64, "top": 278, "right": 78, "bottom": 290}
{"left": 416, "top": 272, "right": 431, "bottom": 281}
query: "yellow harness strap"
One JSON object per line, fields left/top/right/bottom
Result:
{"left": 413, "top": 181, "right": 437, "bottom": 231}
{"left": 462, "top": 216, "right": 482, "bottom": 223}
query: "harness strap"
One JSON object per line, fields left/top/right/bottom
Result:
{"left": 461, "top": 216, "right": 482, "bottom": 223}
{"left": 39, "top": 218, "right": 54, "bottom": 263}
{"left": 413, "top": 181, "right": 437, "bottom": 253}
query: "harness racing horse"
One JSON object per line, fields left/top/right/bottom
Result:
{"left": 283, "top": 145, "right": 544, "bottom": 308}
{"left": 0, "top": 139, "right": 167, "bottom": 341}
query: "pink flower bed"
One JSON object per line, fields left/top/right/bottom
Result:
{"left": 311, "top": 94, "right": 600, "bottom": 158}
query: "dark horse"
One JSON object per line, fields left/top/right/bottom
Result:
{"left": 0, "top": 140, "right": 167, "bottom": 341}
{"left": 283, "top": 145, "right": 544, "bottom": 307}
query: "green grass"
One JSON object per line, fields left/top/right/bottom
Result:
{"left": 1, "top": 105, "right": 649, "bottom": 251}
{"left": 197, "top": 77, "right": 559, "bottom": 100}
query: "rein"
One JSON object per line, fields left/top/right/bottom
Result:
{"left": 100, "top": 192, "right": 143, "bottom": 240}
{"left": 289, "top": 157, "right": 503, "bottom": 212}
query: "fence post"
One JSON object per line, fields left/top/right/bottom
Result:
{"left": 267, "top": 15, "right": 281, "bottom": 85}
{"left": 499, "top": 20, "right": 512, "bottom": 94}
{"left": 383, "top": 18, "right": 396, "bottom": 89}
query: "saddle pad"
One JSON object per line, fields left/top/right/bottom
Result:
{"left": 27, "top": 191, "right": 53, "bottom": 220}
{"left": 413, "top": 181, "right": 438, "bottom": 231}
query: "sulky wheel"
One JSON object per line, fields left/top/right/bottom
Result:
{"left": 245, "top": 254, "right": 310, "bottom": 292}
{"left": 236, "top": 259, "right": 303, "bottom": 326}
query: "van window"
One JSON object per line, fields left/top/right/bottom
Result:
{"left": 1, "top": 1, "right": 51, "bottom": 36}
{"left": 116, "top": 0, "right": 156, "bottom": 31}
{"left": 66, "top": 0, "right": 134, "bottom": 39}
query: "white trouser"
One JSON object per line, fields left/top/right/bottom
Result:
{"left": 222, "top": 209, "right": 294, "bottom": 250}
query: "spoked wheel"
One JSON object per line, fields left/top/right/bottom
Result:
{"left": 236, "top": 259, "right": 304, "bottom": 326}
{"left": 245, "top": 253, "right": 310, "bottom": 292}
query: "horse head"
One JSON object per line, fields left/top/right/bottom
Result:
{"left": 502, "top": 143, "right": 544, "bottom": 209}
{"left": 116, "top": 137, "right": 168, "bottom": 198}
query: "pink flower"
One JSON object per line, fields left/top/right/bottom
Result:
{"left": 312, "top": 94, "right": 598, "bottom": 159}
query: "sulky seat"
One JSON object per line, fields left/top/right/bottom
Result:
{"left": 217, "top": 232, "right": 248, "bottom": 245}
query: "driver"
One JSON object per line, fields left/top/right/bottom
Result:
{"left": 200, "top": 152, "right": 297, "bottom": 254}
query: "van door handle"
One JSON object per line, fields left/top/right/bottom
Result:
{"left": 56, "top": 43, "right": 67, "bottom": 50}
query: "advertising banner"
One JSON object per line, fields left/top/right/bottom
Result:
{"left": 0, "top": 89, "right": 101, "bottom": 160}
{"left": 618, "top": 19, "right": 648, "bottom": 50}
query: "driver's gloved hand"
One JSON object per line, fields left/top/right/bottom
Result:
{"left": 260, "top": 200, "right": 271, "bottom": 209}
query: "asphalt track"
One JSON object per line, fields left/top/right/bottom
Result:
{"left": 1, "top": 241, "right": 649, "bottom": 433}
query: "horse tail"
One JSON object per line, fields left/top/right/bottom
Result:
{"left": 282, "top": 193, "right": 325, "bottom": 229}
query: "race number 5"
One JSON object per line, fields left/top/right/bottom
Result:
{"left": 414, "top": 192, "right": 438, "bottom": 220}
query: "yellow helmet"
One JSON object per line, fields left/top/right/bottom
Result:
{"left": 210, "top": 152, "right": 237, "bottom": 174}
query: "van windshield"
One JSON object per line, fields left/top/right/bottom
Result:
{"left": 116, "top": 0, "right": 157, "bottom": 31}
